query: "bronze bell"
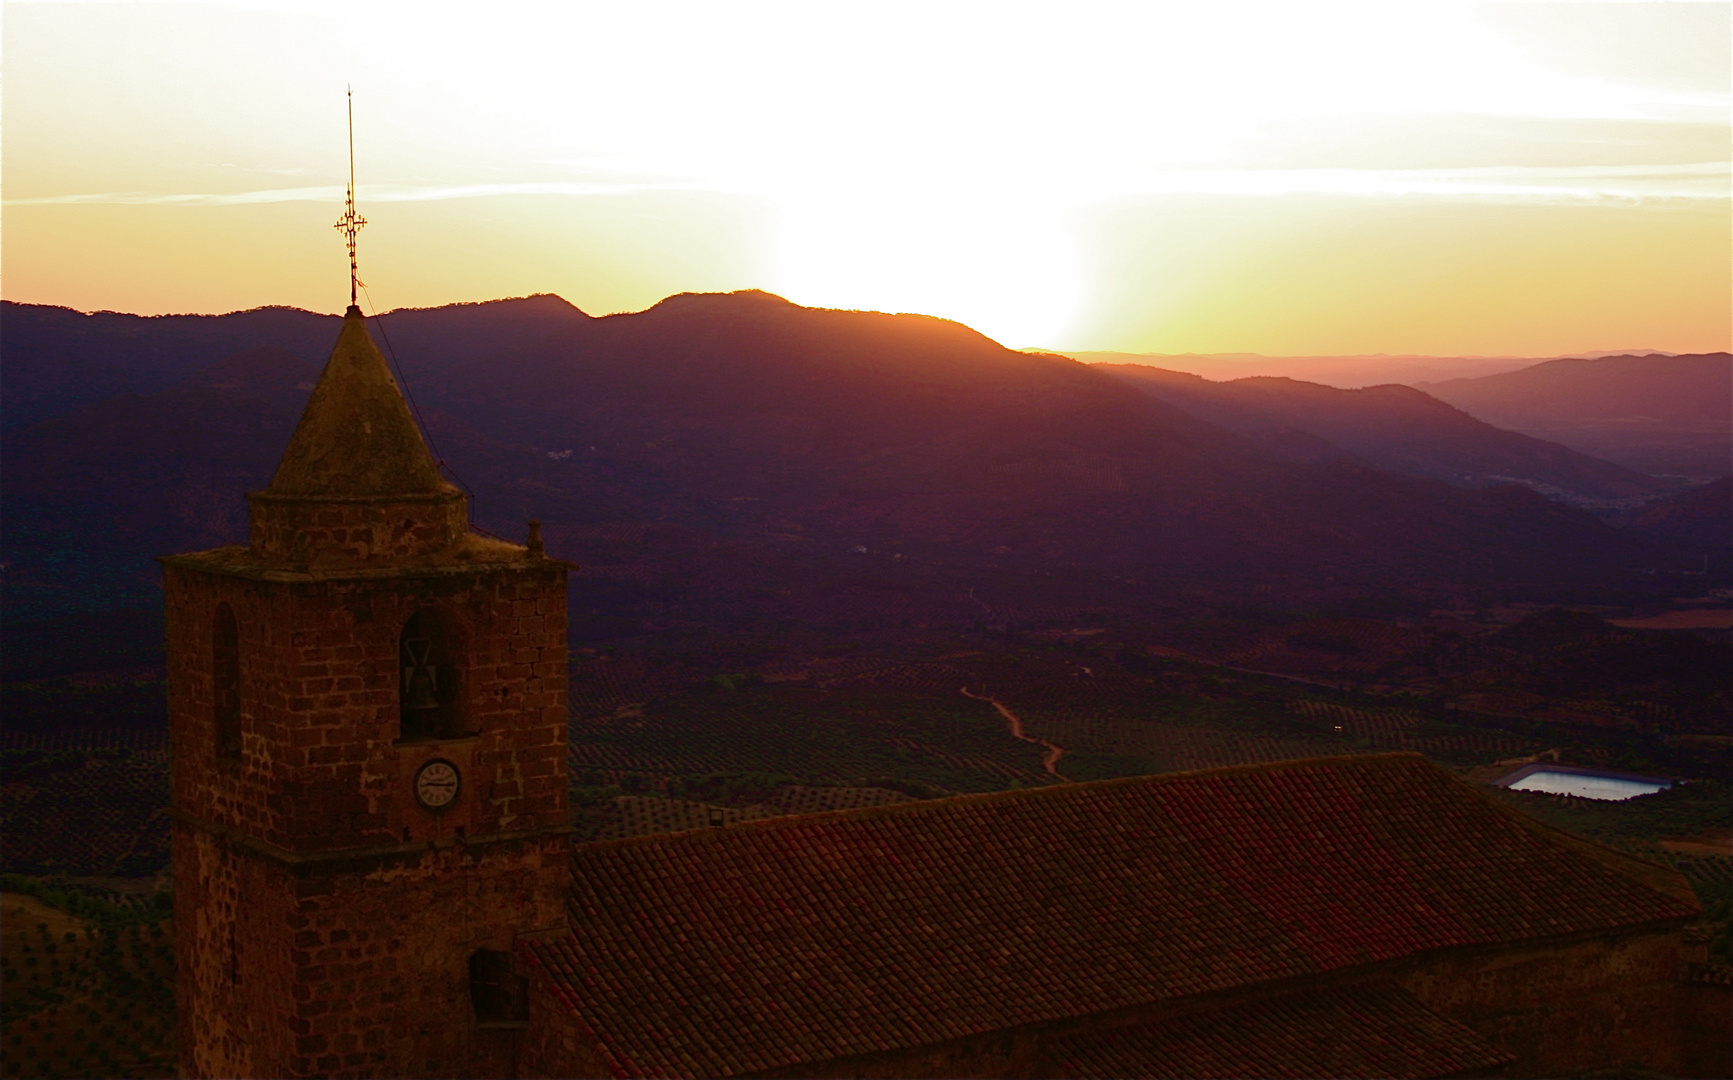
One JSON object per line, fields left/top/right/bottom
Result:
{"left": 402, "top": 638, "right": 440, "bottom": 710}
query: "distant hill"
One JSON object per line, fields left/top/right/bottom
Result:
{"left": 1091, "top": 366, "right": 1671, "bottom": 507}
{"left": 1062, "top": 351, "right": 1553, "bottom": 388}
{"left": 0, "top": 302, "right": 336, "bottom": 433}
{"left": 1418, "top": 353, "right": 1732, "bottom": 478}
{"left": 0, "top": 294, "right": 588, "bottom": 434}
{"left": 405, "top": 290, "right": 1664, "bottom": 580}
{"left": 1, "top": 292, "right": 1701, "bottom": 676}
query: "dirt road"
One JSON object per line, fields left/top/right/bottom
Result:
{"left": 961, "top": 688, "right": 1069, "bottom": 782}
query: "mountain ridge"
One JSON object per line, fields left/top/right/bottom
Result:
{"left": 1094, "top": 363, "right": 1672, "bottom": 506}
{"left": 6, "top": 293, "right": 1671, "bottom": 573}
{"left": 1418, "top": 352, "right": 1732, "bottom": 477}
{"left": 5, "top": 293, "right": 1716, "bottom": 658}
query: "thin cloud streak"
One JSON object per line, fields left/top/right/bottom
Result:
{"left": 2, "top": 180, "right": 718, "bottom": 207}
{"left": 9, "top": 163, "right": 1725, "bottom": 210}
{"left": 1110, "top": 162, "right": 1731, "bottom": 202}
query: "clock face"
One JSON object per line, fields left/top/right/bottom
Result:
{"left": 414, "top": 759, "right": 460, "bottom": 810}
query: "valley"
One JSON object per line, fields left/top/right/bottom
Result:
{"left": 1, "top": 293, "right": 1726, "bottom": 1075}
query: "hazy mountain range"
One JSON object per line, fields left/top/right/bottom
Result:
{"left": 1093, "top": 364, "right": 1669, "bottom": 507}
{"left": 1058, "top": 350, "right": 1681, "bottom": 389}
{"left": 1418, "top": 353, "right": 1732, "bottom": 478}
{"left": 2, "top": 293, "right": 1725, "bottom": 678}
{"left": 1068, "top": 348, "right": 1730, "bottom": 480}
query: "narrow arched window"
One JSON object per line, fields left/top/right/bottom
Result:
{"left": 213, "top": 603, "right": 242, "bottom": 760}
{"left": 399, "top": 608, "right": 463, "bottom": 741}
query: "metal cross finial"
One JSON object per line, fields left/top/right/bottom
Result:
{"left": 334, "top": 86, "right": 367, "bottom": 307}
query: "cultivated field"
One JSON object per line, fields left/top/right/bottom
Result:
{"left": 1, "top": 752, "right": 171, "bottom": 878}
{"left": 0, "top": 890, "right": 175, "bottom": 1080}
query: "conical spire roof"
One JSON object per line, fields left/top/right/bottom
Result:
{"left": 265, "top": 306, "right": 451, "bottom": 498}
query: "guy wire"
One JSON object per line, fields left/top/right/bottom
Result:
{"left": 358, "top": 285, "right": 506, "bottom": 540}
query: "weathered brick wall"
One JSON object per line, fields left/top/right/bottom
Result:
{"left": 177, "top": 826, "right": 568, "bottom": 1079}
{"left": 1400, "top": 925, "right": 1691, "bottom": 1078}
{"left": 518, "top": 993, "right": 1048, "bottom": 1080}
{"left": 518, "top": 1002, "right": 1043, "bottom": 1080}
{"left": 174, "top": 820, "right": 300, "bottom": 1080}
{"left": 277, "top": 837, "right": 569, "bottom": 1078}
{"left": 247, "top": 492, "right": 469, "bottom": 566}
{"left": 514, "top": 921, "right": 1695, "bottom": 1080}
{"left": 167, "top": 549, "right": 572, "bottom": 1078}
{"left": 165, "top": 558, "right": 568, "bottom": 854}
{"left": 757, "top": 1027, "right": 1039, "bottom": 1079}
{"left": 1680, "top": 978, "right": 1731, "bottom": 1078}
{"left": 517, "top": 968, "right": 619, "bottom": 1080}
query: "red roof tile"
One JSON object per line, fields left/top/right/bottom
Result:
{"left": 1051, "top": 982, "right": 1514, "bottom": 1079}
{"left": 520, "top": 753, "right": 1694, "bottom": 1079}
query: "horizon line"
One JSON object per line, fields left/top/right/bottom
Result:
{"left": 4, "top": 294, "right": 1725, "bottom": 363}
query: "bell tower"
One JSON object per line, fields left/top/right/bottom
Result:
{"left": 162, "top": 304, "right": 573, "bottom": 1077}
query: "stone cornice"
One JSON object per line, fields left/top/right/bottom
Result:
{"left": 159, "top": 547, "right": 576, "bottom": 583}
{"left": 171, "top": 808, "right": 575, "bottom": 877}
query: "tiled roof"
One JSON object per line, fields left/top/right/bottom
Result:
{"left": 520, "top": 753, "right": 1695, "bottom": 1079}
{"left": 583, "top": 787, "right": 916, "bottom": 842}
{"left": 1050, "top": 982, "right": 1514, "bottom": 1079}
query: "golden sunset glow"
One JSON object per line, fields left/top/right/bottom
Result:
{"left": 3, "top": 0, "right": 1728, "bottom": 354}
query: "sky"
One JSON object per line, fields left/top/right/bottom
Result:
{"left": 3, "top": 0, "right": 1729, "bottom": 355}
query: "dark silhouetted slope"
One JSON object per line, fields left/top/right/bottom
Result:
{"left": 403, "top": 292, "right": 1662, "bottom": 590}
{"left": 0, "top": 294, "right": 590, "bottom": 433}
{"left": 1, "top": 292, "right": 1690, "bottom": 677}
{"left": 0, "top": 302, "right": 336, "bottom": 432}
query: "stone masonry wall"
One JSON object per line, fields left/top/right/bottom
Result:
{"left": 247, "top": 493, "right": 469, "bottom": 566}
{"left": 165, "top": 559, "right": 568, "bottom": 854}
{"left": 177, "top": 822, "right": 568, "bottom": 1079}
{"left": 174, "top": 820, "right": 297, "bottom": 1080}
{"left": 517, "top": 971, "right": 622, "bottom": 1080}
{"left": 166, "top": 552, "right": 572, "bottom": 1078}
{"left": 517, "top": 921, "right": 1695, "bottom": 1080}
{"left": 276, "top": 837, "right": 569, "bottom": 1078}
{"left": 1399, "top": 925, "right": 1690, "bottom": 1078}
{"left": 1681, "top": 977, "right": 1732, "bottom": 1078}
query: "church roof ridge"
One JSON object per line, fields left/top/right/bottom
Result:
{"left": 566, "top": 752, "right": 1694, "bottom": 909}
{"left": 263, "top": 305, "right": 453, "bottom": 499}
{"left": 534, "top": 752, "right": 1697, "bottom": 1079}
{"left": 569, "top": 751, "right": 1430, "bottom": 854}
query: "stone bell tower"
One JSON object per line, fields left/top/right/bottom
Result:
{"left": 162, "top": 307, "right": 572, "bottom": 1078}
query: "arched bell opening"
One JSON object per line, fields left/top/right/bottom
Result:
{"left": 398, "top": 608, "right": 466, "bottom": 741}
{"left": 213, "top": 603, "right": 242, "bottom": 760}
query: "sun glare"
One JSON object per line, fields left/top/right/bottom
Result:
{"left": 773, "top": 189, "right": 1081, "bottom": 348}
{"left": 2, "top": 1, "right": 1726, "bottom": 352}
